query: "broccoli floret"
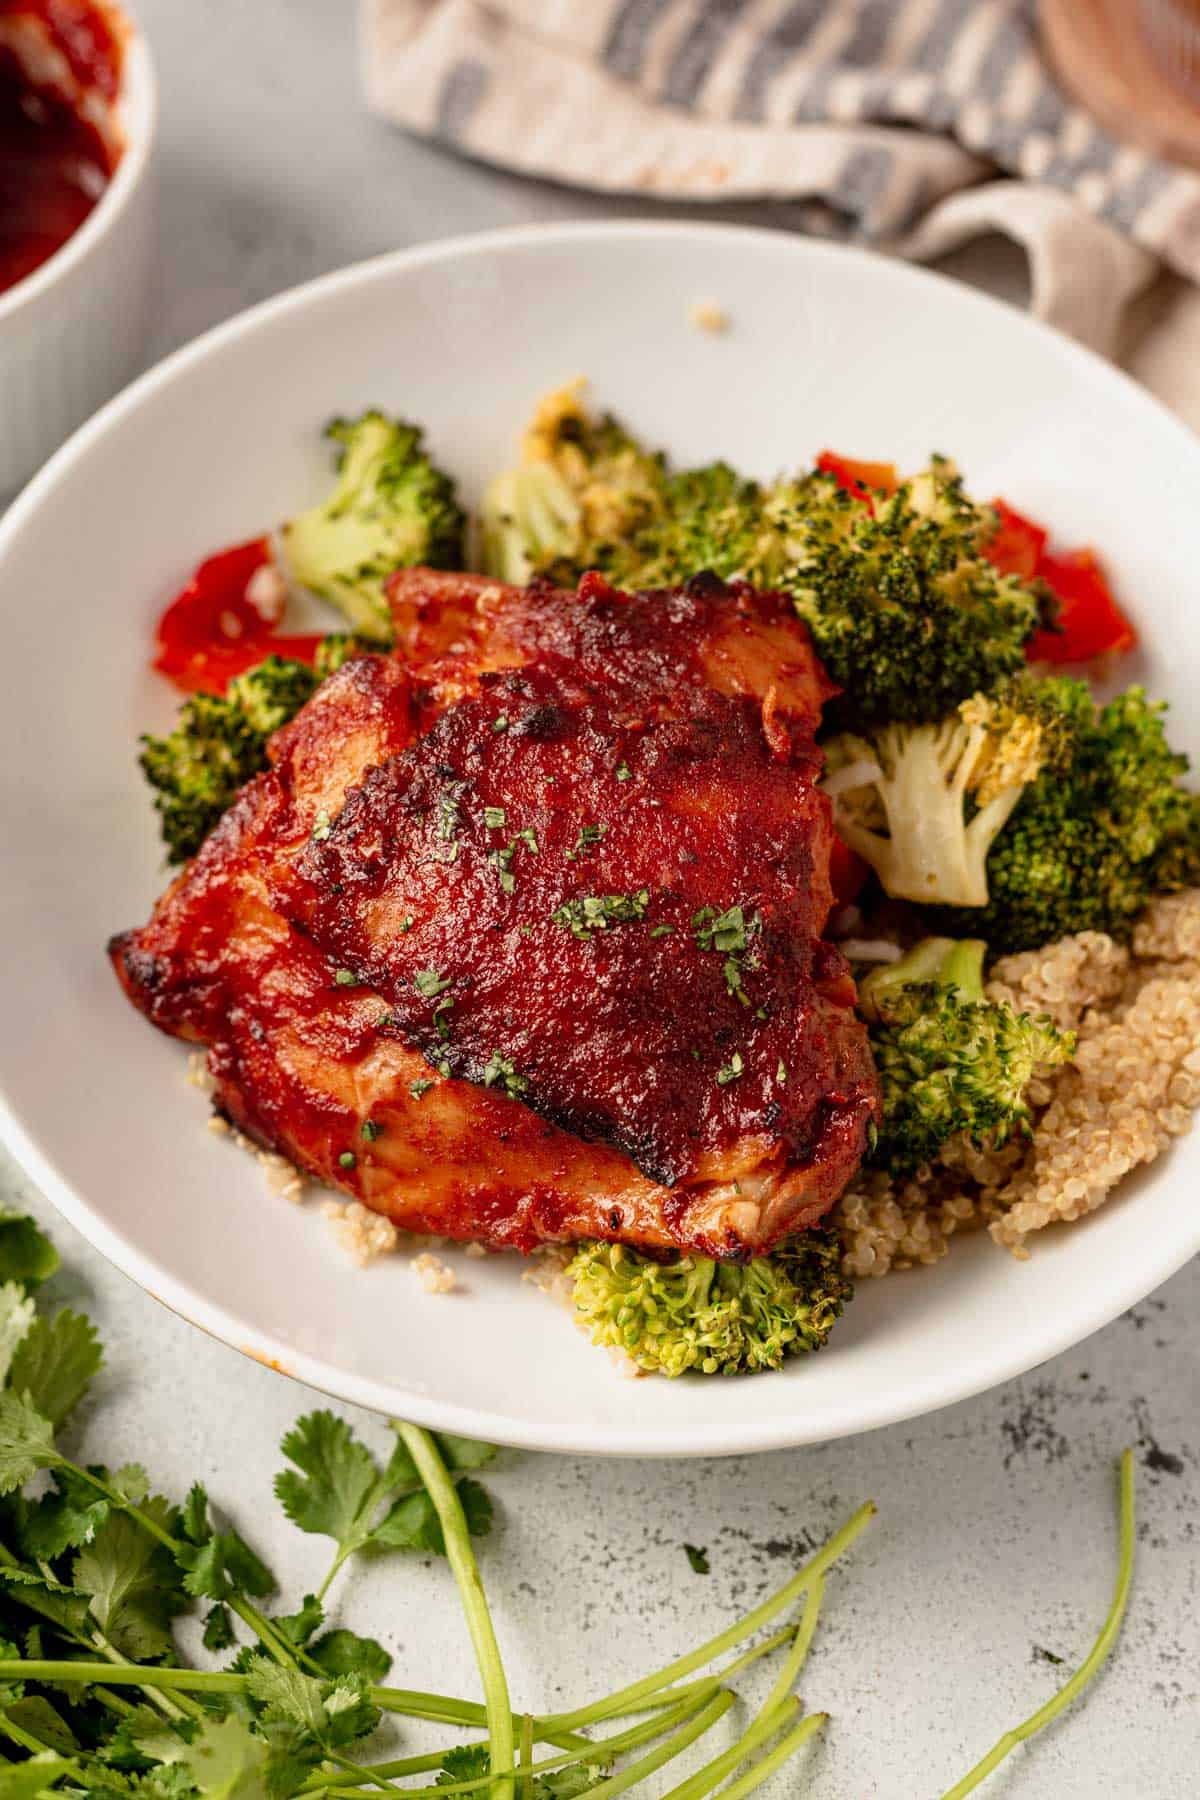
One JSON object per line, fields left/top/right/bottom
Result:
{"left": 783, "top": 460, "right": 1044, "bottom": 729}
{"left": 859, "top": 937, "right": 1073, "bottom": 1178}
{"left": 935, "top": 683, "right": 1200, "bottom": 951}
{"left": 312, "top": 631, "right": 375, "bottom": 678}
{"left": 483, "top": 391, "right": 1042, "bottom": 728}
{"left": 281, "top": 411, "right": 466, "bottom": 642}
{"left": 481, "top": 380, "right": 667, "bottom": 584}
{"left": 567, "top": 1230, "right": 851, "bottom": 1378}
{"left": 139, "top": 654, "right": 319, "bottom": 863}
{"left": 824, "top": 678, "right": 1075, "bottom": 907}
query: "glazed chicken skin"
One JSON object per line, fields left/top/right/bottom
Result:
{"left": 111, "top": 572, "right": 879, "bottom": 1258}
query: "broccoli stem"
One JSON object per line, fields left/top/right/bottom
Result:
{"left": 939, "top": 1450, "right": 1136, "bottom": 1799}
{"left": 538, "top": 1501, "right": 875, "bottom": 1732}
{"left": 397, "top": 1424, "right": 515, "bottom": 1800}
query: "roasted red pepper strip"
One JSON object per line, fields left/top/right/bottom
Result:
{"left": 829, "top": 836, "right": 870, "bottom": 907}
{"left": 980, "top": 500, "right": 1047, "bottom": 582}
{"left": 816, "top": 451, "right": 899, "bottom": 510}
{"left": 1026, "top": 548, "right": 1137, "bottom": 665}
{"left": 981, "top": 501, "right": 1136, "bottom": 663}
{"left": 153, "top": 536, "right": 324, "bottom": 694}
{"left": 157, "top": 633, "right": 325, "bottom": 696}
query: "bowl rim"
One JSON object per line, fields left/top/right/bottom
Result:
{"left": 0, "top": 1, "right": 157, "bottom": 328}
{"left": 1, "top": 219, "right": 1199, "bottom": 1457}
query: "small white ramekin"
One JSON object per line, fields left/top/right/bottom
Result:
{"left": 0, "top": 5, "right": 156, "bottom": 496}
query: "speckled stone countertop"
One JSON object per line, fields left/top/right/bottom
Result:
{"left": 2, "top": 2, "right": 1197, "bottom": 1792}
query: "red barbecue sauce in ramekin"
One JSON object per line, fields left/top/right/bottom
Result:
{"left": 0, "top": 1, "right": 124, "bottom": 296}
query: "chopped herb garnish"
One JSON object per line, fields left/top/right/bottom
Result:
{"left": 481, "top": 1051, "right": 529, "bottom": 1099}
{"left": 334, "top": 968, "right": 357, "bottom": 987}
{"left": 434, "top": 997, "right": 455, "bottom": 1041}
{"left": 360, "top": 1119, "right": 382, "bottom": 1141}
{"left": 776, "top": 1059, "right": 788, "bottom": 1086}
{"left": 515, "top": 826, "right": 539, "bottom": 855}
{"left": 490, "top": 847, "right": 516, "bottom": 894}
{"left": 436, "top": 1058, "right": 452, "bottom": 1077}
{"left": 615, "top": 763, "right": 632, "bottom": 782}
{"left": 492, "top": 714, "right": 509, "bottom": 732}
{"left": 483, "top": 806, "right": 507, "bottom": 830}
{"left": 694, "top": 904, "right": 760, "bottom": 1003}
{"left": 650, "top": 923, "right": 675, "bottom": 938}
{"left": 684, "top": 1544, "right": 710, "bottom": 1575}
{"left": 338, "top": 1150, "right": 356, "bottom": 1169}
{"left": 716, "top": 1051, "right": 744, "bottom": 1087}
{"left": 410, "top": 1078, "right": 434, "bottom": 1100}
{"left": 414, "top": 969, "right": 452, "bottom": 999}
{"left": 552, "top": 890, "right": 650, "bottom": 940}
{"left": 311, "top": 810, "right": 332, "bottom": 841}
{"left": 437, "top": 793, "right": 461, "bottom": 841}
{"left": 399, "top": 913, "right": 415, "bottom": 933}
{"left": 693, "top": 904, "right": 748, "bottom": 954}
{"left": 566, "top": 822, "right": 607, "bottom": 860}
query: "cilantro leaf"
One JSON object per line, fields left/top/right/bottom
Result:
{"left": 436, "top": 1744, "right": 490, "bottom": 1786}
{"left": 308, "top": 1628, "right": 390, "bottom": 1683}
{"left": 320, "top": 1676, "right": 380, "bottom": 1748}
{"left": 536, "top": 1768, "right": 597, "bottom": 1798}
{"left": 73, "top": 1501, "right": 189, "bottom": 1661}
{"left": 433, "top": 1434, "right": 497, "bottom": 1472}
{"left": 373, "top": 1477, "right": 492, "bottom": 1555}
{"left": 273, "top": 1595, "right": 324, "bottom": 1651}
{"left": 19, "top": 1466, "right": 111, "bottom": 1558}
{"left": 203, "top": 1606, "right": 235, "bottom": 1652}
{"left": 178, "top": 1486, "right": 275, "bottom": 1601}
{"left": 370, "top": 1490, "right": 441, "bottom": 1554}
{"left": 683, "top": 1544, "right": 710, "bottom": 1575}
{"left": 0, "top": 1753, "right": 75, "bottom": 1798}
{"left": 8, "top": 1310, "right": 103, "bottom": 1427}
{"left": 244, "top": 1660, "right": 326, "bottom": 1737}
{"left": 0, "top": 1212, "right": 59, "bottom": 1290}
{"left": 0, "top": 1392, "right": 58, "bottom": 1494}
{"left": 255, "top": 1717, "right": 322, "bottom": 1800}
{"left": 157, "top": 1713, "right": 270, "bottom": 1800}
{"left": 0, "top": 1282, "right": 36, "bottom": 1385}
{"left": 274, "top": 1414, "right": 384, "bottom": 1559}
{"left": 244, "top": 1659, "right": 379, "bottom": 1751}
{"left": 4, "top": 1696, "right": 79, "bottom": 1754}
{"left": 0, "top": 1567, "right": 92, "bottom": 1636}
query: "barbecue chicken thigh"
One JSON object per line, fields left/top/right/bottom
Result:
{"left": 111, "top": 572, "right": 878, "bottom": 1258}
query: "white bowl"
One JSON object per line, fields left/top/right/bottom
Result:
{"left": 0, "top": 4, "right": 156, "bottom": 496}
{"left": 0, "top": 222, "right": 1197, "bottom": 1457}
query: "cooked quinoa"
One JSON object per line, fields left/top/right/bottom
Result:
{"left": 835, "top": 887, "right": 1200, "bottom": 1277}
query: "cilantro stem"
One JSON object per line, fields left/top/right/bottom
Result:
{"left": 658, "top": 1696, "right": 802, "bottom": 1800}
{"left": 518, "top": 1713, "right": 533, "bottom": 1800}
{"left": 758, "top": 1576, "right": 823, "bottom": 1720}
{"left": 715, "top": 1711, "right": 829, "bottom": 1800}
{"left": 570, "top": 1690, "right": 736, "bottom": 1800}
{"left": 539, "top": 1503, "right": 874, "bottom": 1732}
{"left": 347, "top": 1688, "right": 721, "bottom": 1798}
{"left": 0, "top": 1661, "right": 248, "bottom": 1695}
{"left": 939, "top": 1450, "right": 1136, "bottom": 1799}
{"left": 396, "top": 1425, "right": 514, "bottom": 1800}
{"left": 0, "top": 1658, "right": 499, "bottom": 1730}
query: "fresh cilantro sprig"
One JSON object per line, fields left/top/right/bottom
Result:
{"left": 0, "top": 1209, "right": 1140, "bottom": 1800}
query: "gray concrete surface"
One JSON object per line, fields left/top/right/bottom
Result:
{"left": 2, "top": 1, "right": 1197, "bottom": 1792}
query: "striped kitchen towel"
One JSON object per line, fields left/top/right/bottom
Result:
{"left": 363, "top": 0, "right": 1200, "bottom": 416}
